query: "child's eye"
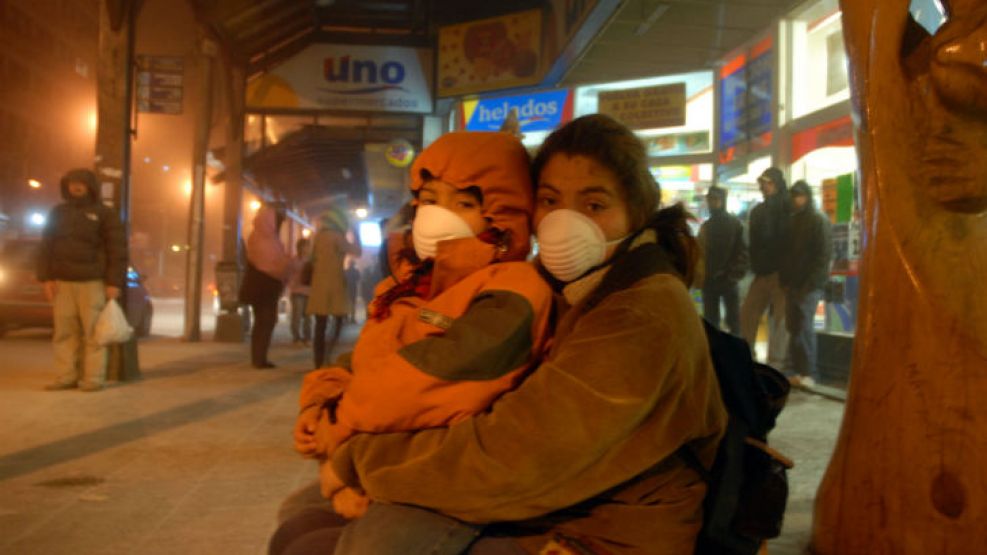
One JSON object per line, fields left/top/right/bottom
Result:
{"left": 420, "top": 198, "right": 436, "bottom": 205}
{"left": 457, "top": 200, "right": 478, "bottom": 210}
{"left": 537, "top": 197, "right": 556, "bottom": 207}
{"left": 586, "top": 201, "right": 606, "bottom": 213}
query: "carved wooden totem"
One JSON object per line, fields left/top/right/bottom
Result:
{"left": 813, "top": 1, "right": 987, "bottom": 553}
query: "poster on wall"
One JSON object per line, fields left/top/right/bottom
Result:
{"left": 719, "top": 55, "right": 747, "bottom": 152}
{"left": 245, "top": 44, "right": 433, "bottom": 113}
{"left": 597, "top": 83, "right": 685, "bottom": 130}
{"left": 437, "top": 9, "right": 543, "bottom": 97}
{"left": 460, "top": 89, "right": 573, "bottom": 133}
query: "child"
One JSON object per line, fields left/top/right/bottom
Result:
{"left": 292, "top": 131, "right": 553, "bottom": 521}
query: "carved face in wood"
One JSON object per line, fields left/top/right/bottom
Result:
{"left": 905, "top": 1, "right": 987, "bottom": 213}
{"left": 844, "top": 0, "right": 987, "bottom": 356}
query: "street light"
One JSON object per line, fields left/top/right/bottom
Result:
{"left": 170, "top": 244, "right": 182, "bottom": 252}
{"left": 249, "top": 200, "right": 262, "bottom": 211}
{"left": 27, "top": 179, "right": 42, "bottom": 189}
{"left": 28, "top": 212, "right": 46, "bottom": 227}
{"left": 301, "top": 228, "right": 312, "bottom": 238}
{"left": 354, "top": 207, "right": 368, "bottom": 219}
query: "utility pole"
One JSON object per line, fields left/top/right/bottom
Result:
{"left": 214, "top": 60, "right": 247, "bottom": 342}
{"left": 182, "top": 34, "right": 216, "bottom": 342}
{"left": 96, "top": 0, "right": 140, "bottom": 380}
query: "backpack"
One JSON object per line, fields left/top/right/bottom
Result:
{"left": 578, "top": 221, "right": 792, "bottom": 555}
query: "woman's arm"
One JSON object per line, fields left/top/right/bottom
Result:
{"left": 332, "top": 283, "right": 711, "bottom": 523}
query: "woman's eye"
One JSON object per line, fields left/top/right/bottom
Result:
{"left": 587, "top": 202, "right": 605, "bottom": 213}
{"left": 457, "top": 200, "right": 478, "bottom": 210}
{"left": 538, "top": 197, "right": 556, "bottom": 207}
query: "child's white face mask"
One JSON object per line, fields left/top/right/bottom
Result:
{"left": 412, "top": 205, "right": 476, "bottom": 260}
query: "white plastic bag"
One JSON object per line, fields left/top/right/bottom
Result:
{"left": 94, "top": 299, "right": 133, "bottom": 346}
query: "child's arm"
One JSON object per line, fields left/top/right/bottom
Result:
{"left": 295, "top": 357, "right": 353, "bottom": 457}
{"left": 337, "top": 263, "right": 554, "bottom": 434}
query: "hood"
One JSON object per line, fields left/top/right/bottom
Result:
{"left": 59, "top": 168, "right": 100, "bottom": 202}
{"left": 319, "top": 206, "right": 350, "bottom": 233}
{"left": 706, "top": 185, "right": 727, "bottom": 213}
{"left": 410, "top": 131, "right": 533, "bottom": 261}
{"left": 759, "top": 167, "right": 789, "bottom": 196}
{"left": 790, "top": 180, "right": 815, "bottom": 210}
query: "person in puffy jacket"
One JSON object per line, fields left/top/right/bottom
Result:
{"left": 37, "top": 168, "right": 126, "bottom": 392}
{"left": 779, "top": 180, "right": 832, "bottom": 387}
{"left": 699, "top": 184, "right": 749, "bottom": 334}
{"left": 269, "top": 131, "right": 554, "bottom": 555}
{"left": 241, "top": 204, "right": 291, "bottom": 368}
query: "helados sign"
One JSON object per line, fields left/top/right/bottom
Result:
{"left": 462, "top": 89, "right": 573, "bottom": 133}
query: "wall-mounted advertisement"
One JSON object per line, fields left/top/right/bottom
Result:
{"left": 645, "top": 130, "right": 710, "bottom": 157}
{"left": 437, "top": 9, "right": 543, "bottom": 97}
{"left": 597, "top": 83, "right": 686, "bottom": 130}
{"left": 245, "top": 44, "right": 433, "bottom": 113}
{"left": 460, "top": 89, "right": 573, "bottom": 133}
{"left": 717, "top": 36, "right": 773, "bottom": 165}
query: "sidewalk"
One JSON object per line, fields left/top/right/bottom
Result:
{"left": 0, "top": 323, "right": 844, "bottom": 554}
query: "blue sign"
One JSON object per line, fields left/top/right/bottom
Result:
{"left": 747, "top": 49, "right": 773, "bottom": 138}
{"left": 719, "top": 65, "right": 746, "bottom": 150}
{"left": 463, "top": 89, "right": 572, "bottom": 133}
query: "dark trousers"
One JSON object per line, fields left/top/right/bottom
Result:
{"left": 703, "top": 279, "right": 740, "bottom": 335}
{"left": 312, "top": 315, "right": 342, "bottom": 368}
{"left": 785, "top": 287, "right": 824, "bottom": 380}
{"left": 250, "top": 299, "right": 278, "bottom": 367}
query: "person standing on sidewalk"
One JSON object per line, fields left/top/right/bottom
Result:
{"left": 37, "top": 168, "right": 126, "bottom": 392}
{"left": 242, "top": 204, "right": 291, "bottom": 369}
{"left": 740, "top": 167, "right": 791, "bottom": 369}
{"left": 288, "top": 237, "right": 313, "bottom": 346}
{"left": 779, "top": 181, "right": 832, "bottom": 387}
{"left": 308, "top": 207, "right": 361, "bottom": 369}
{"left": 699, "top": 185, "right": 748, "bottom": 334}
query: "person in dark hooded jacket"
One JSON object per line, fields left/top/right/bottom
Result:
{"left": 779, "top": 180, "right": 832, "bottom": 386}
{"left": 36, "top": 168, "right": 127, "bottom": 392}
{"left": 740, "top": 167, "right": 791, "bottom": 369}
{"left": 699, "top": 185, "right": 748, "bottom": 334}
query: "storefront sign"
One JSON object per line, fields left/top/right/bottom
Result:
{"left": 597, "top": 83, "right": 686, "bottom": 130}
{"left": 719, "top": 54, "right": 747, "bottom": 153}
{"left": 461, "top": 89, "right": 573, "bottom": 132}
{"left": 718, "top": 36, "right": 774, "bottom": 160}
{"left": 437, "top": 9, "right": 543, "bottom": 97}
{"left": 245, "top": 44, "right": 433, "bottom": 113}
{"left": 646, "top": 131, "right": 710, "bottom": 157}
{"left": 791, "top": 116, "right": 854, "bottom": 162}
{"left": 747, "top": 38, "right": 773, "bottom": 140}
{"left": 822, "top": 173, "right": 855, "bottom": 223}
{"left": 136, "top": 55, "right": 184, "bottom": 115}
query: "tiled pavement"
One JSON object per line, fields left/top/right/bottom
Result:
{"left": 0, "top": 323, "right": 844, "bottom": 555}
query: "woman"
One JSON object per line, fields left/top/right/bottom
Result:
{"left": 307, "top": 207, "right": 361, "bottom": 368}
{"left": 273, "top": 115, "right": 727, "bottom": 554}
{"left": 241, "top": 204, "right": 291, "bottom": 369}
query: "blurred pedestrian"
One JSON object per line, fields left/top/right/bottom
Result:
{"left": 289, "top": 237, "right": 312, "bottom": 345}
{"left": 308, "top": 207, "right": 361, "bottom": 368}
{"left": 740, "top": 167, "right": 791, "bottom": 368}
{"left": 241, "top": 204, "right": 291, "bottom": 369}
{"left": 343, "top": 259, "right": 360, "bottom": 323}
{"left": 780, "top": 181, "right": 833, "bottom": 388}
{"left": 699, "top": 185, "right": 748, "bottom": 334}
{"left": 37, "top": 168, "right": 126, "bottom": 392}
{"left": 358, "top": 260, "right": 380, "bottom": 320}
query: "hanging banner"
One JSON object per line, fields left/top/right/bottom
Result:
{"left": 460, "top": 89, "right": 573, "bottom": 133}
{"left": 718, "top": 53, "right": 747, "bottom": 155}
{"left": 746, "top": 37, "right": 773, "bottom": 141}
{"left": 597, "top": 82, "right": 686, "bottom": 130}
{"left": 438, "top": 9, "right": 543, "bottom": 97}
{"left": 717, "top": 36, "right": 774, "bottom": 164}
{"left": 246, "top": 44, "right": 433, "bottom": 113}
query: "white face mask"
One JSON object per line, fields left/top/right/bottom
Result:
{"left": 412, "top": 204, "right": 476, "bottom": 260}
{"left": 536, "top": 209, "right": 627, "bottom": 282}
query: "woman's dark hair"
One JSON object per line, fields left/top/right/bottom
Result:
{"left": 531, "top": 114, "right": 660, "bottom": 230}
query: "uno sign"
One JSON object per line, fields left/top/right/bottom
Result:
{"left": 256, "top": 44, "right": 433, "bottom": 113}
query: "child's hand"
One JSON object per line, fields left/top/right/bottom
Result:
{"left": 332, "top": 487, "right": 370, "bottom": 519}
{"left": 313, "top": 408, "right": 352, "bottom": 456}
{"left": 293, "top": 406, "right": 322, "bottom": 457}
{"left": 319, "top": 459, "right": 346, "bottom": 499}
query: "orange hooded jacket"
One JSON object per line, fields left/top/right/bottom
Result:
{"left": 299, "top": 132, "right": 553, "bottom": 450}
